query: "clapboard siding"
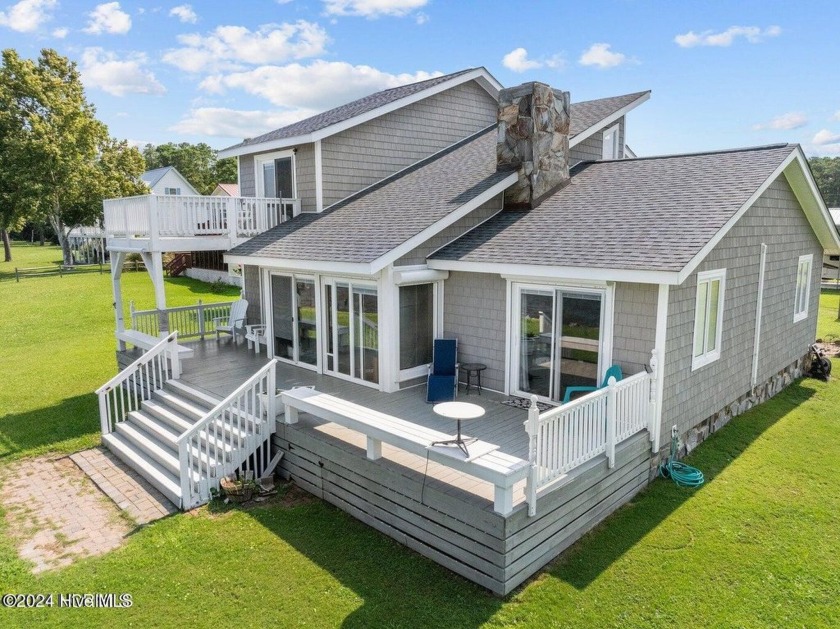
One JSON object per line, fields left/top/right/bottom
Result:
{"left": 395, "top": 194, "right": 504, "bottom": 266}
{"left": 612, "top": 282, "right": 657, "bottom": 373}
{"left": 239, "top": 154, "right": 255, "bottom": 197}
{"left": 661, "top": 176, "right": 823, "bottom": 442}
{"left": 570, "top": 116, "right": 625, "bottom": 165}
{"left": 275, "top": 415, "right": 650, "bottom": 595}
{"left": 321, "top": 81, "right": 497, "bottom": 207}
{"left": 443, "top": 272, "right": 507, "bottom": 392}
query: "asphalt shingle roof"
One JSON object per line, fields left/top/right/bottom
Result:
{"left": 431, "top": 144, "right": 796, "bottom": 273}
{"left": 221, "top": 68, "right": 478, "bottom": 153}
{"left": 228, "top": 126, "right": 510, "bottom": 264}
{"left": 569, "top": 91, "right": 650, "bottom": 138}
{"left": 140, "top": 166, "right": 174, "bottom": 188}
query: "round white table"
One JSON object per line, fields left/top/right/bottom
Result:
{"left": 431, "top": 401, "right": 486, "bottom": 457}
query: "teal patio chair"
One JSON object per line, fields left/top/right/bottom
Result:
{"left": 562, "top": 364, "right": 623, "bottom": 403}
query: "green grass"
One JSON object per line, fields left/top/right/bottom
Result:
{"left": 818, "top": 288, "right": 840, "bottom": 341}
{"left": 0, "top": 242, "right": 238, "bottom": 463}
{"left": 1, "top": 253, "right": 839, "bottom": 628}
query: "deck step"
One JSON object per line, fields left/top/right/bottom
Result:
{"left": 115, "top": 420, "right": 179, "bottom": 474}
{"left": 127, "top": 411, "right": 242, "bottom": 457}
{"left": 152, "top": 389, "right": 210, "bottom": 421}
{"left": 102, "top": 432, "right": 182, "bottom": 506}
{"left": 164, "top": 380, "right": 221, "bottom": 410}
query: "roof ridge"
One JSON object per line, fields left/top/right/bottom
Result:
{"left": 572, "top": 90, "right": 651, "bottom": 107}
{"left": 595, "top": 143, "right": 794, "bottom": 164}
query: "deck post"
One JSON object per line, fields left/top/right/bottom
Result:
{"left": 524, "top": 394, "right": 540, "bottom": 517}
{"left": 648, "top": 350, "right": 658, "bottom": 442}
{"left": 111, "top": 252, "right": 127, "bottom": 351}
{"left": 494, "top": 485, "right": 514, "bottom": 516}
{"left": 366, "top": 437, "right": 382, "bottom": 460}
{"left": 606, "top": 377, "right": 617, "bottom": 468}
{"left": 266, "top": 360, "right": 277, "bottom": 431}
{"left": 197, "top": 299, "right": 205, "bottom": 340}
{"left": 284, "top": 403, "right": 299, "bottom": 425}
{"left": 141, "top": 251, "right": 169, "bottom": 336}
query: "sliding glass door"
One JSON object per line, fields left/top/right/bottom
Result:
{"left": 324, "top": 280, "right": 379, "bottom": 385}
{"left": 515, "top": 286, "right": 604, "bottom": 402}
{"left": 270, "top": 274, "right": 317, "bottom": 367}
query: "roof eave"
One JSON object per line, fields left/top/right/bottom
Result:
{"left": 217, "top": 67, "right": 503, "bottom": 159}
{"left": 569, "top": 91, "right": 651, "bottom": 148}
{"left": 223, "top": 253, "right": 373, "bottom": 276}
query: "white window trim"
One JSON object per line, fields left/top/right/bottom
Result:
{"left": 254, "top": 149, "right": 297, "bottom": 199}
{"left": 793, "top": 254, "right": 813, "bottom": 322}
{"left": 507, "top": 280, "right": 614, "bottom": 403}
{"left": 602, "top": 124, "right": 620, "bottom": 160}
{"left": 691, "top": 269, "right": 726, "bottom": 371}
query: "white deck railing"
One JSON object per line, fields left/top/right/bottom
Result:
{"left": 103, "top": 194, "right": 301, "bottom": 241}
{"left": 523, "top": 367, "right": 656, "bottom": 516}
{"left": 96, "top": 332, "right": 182, "bottom": 435}
{"left": 177, "top": 360, "right": 277, "bottom": 509}
{"left": 130, "top": 300, "right": 233, "bottom": 339}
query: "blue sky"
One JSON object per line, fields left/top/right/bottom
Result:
{"left": 2, "top": 0, "right": 839, "bottom": 157}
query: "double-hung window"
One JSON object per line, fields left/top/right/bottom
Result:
{"left": 793, "top": 254, "right": 812, "bottom": 322}
{"left": 692, "top": 269, "right": 726, "bottom": 370}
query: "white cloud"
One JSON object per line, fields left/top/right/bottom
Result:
{"left": 162, "top": 21, "right": 328, "bottom": 73}
{"left": 84, "top": 2, "right": 131, "bottom": 35}
{"left": 415, "top": 11, "right": 428, "bottom": 25}
{"left": 0, "top": 0, "right": 56, "bottom": 32}
{"left": 199, "top": 60, "right": 441, "bottom": 110}
{"left": 578, "top": 43, "right": 630, "bottom": 69}
{"left": 502, "top": 48, "right": 542, "bottom": 73}
{"left": 323, "top": 0, "right": 428, "bottom": 18}
{"left": 674, "top": 25, "right": 781, "bottom": 48}
{"left": 169, "top": 4, "right": 197, "bottom": 24}
{"left": 812, "top": 129, "right": 840, "bottom": 145}
{"left": 832, "top": 111, "right": 840, "bottom": 122}
{"left": 752, "top": 112, "right": 808, "bottom": 131}
{"left": 170, "top": 107, "right": 318, "bottom": 139}
{"left": 80, "top": 47, "right": 165, "bottom": 96}
{"left": 52, "top": 26, "right": 68, "bottom": 38}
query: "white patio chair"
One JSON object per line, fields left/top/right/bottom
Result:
{"left": 245, "top": 324, "right": 267, "bottom": 355}
{"left": 214, "top": 299, "right": 249, "bottom": 344}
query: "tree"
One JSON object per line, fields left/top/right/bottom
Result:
{"left": 0, "top": 48, "right": 146, "bottom": 264}
{"left": 808, "top": 157, "right": 840, "bottom": 207}
{"left": 142, "top": 142, "right": 237, "bottom": 195}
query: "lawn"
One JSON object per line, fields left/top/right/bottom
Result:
{"left": 1, "top": 243, "right": 839, "bottom": 628}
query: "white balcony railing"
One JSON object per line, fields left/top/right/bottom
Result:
{"left": 103, "top": 194, "right": 301, "bottom": 242}
{"left": 523, "top": 364, "right": 657, "bottom": 517}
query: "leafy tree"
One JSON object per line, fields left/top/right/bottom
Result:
{"left": 0, "top": 48, "right": 146, "bottom": 264}
{"left": 142, "top": 142, "right": 237, "bottom": 195}
{"left": 808, "top": 157, "right": 840, "bottom": 207}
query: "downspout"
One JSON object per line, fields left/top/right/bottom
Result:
{"left": 751, "top": 243, "right": 767, "bottom": 388}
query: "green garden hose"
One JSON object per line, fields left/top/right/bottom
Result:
{"left": 659, "top": 429, "right": 705, "bottom": 488}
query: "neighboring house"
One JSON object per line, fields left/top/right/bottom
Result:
{"left": 140, "top": 166, "right": 199, "bottom": 196}
{"left": 823, "top": 208, "right": 840, "bottom": 282}
{"left": 98, "top": 68, "right": 840, "bottom": 595}
{"left": 211, "top": 183, "right": 240, "bottom": 196}
{"left": 66, "top": 223, "right": 107, "bottom": 265}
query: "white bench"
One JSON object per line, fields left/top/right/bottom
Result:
{"left": 281, "top": 387, "right": 529, "bottom": 515}
{"left": 117, "top": 329, "right": 195, "bottom": 359}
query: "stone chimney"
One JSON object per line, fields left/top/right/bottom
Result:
{"left": 497, "top": 82, "right": 571, "bottom": 209}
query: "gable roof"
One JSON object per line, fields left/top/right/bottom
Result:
{"left": 225, "top": 126, "right": 516, "bottom": 273}
{"left": 140, "top": 166, "right": 175, "bottom": 188}
{"left": 213, "top": 183, "right": 239, "bottom": 196}
{"left": 218, "top": 68, "right": 502, "bottom": 158}
{"left": 569, "top": 91, "right": 650, "bottom": 146}
{"left": 429, "top": 144, "right": 840, "bottom": 283}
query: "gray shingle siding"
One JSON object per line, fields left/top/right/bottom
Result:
{"left": 321, "top": 81, "right": 497, "bottom": 208}
{"left": 443, "top": 272, "right": 507, "bottom": 392}
{"left": 242, "top": 265, "right": 262, "bottom": 324}
{"left": 395, "top": 194, "right": 503, "bottom": 266}
{"left": 239, "top": 155, "right": 255, "bottom": 197}
{"left": 660, "top": 176, "right": 822, "bottom": 442}
{"left": 570, "top": 117, "right": 625, "bottom": 165}
{"left": 612, "top": 282, "right": 657, "bottom": 374}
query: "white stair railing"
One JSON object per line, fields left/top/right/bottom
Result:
{"left": 96, "top": 332, "right": 182, "bottom": 436}
{"left": 177, "top": 360, "right": 277, "bottom": 509}
{"left": 523, "top": 366, "right": 656, "bottom": 517}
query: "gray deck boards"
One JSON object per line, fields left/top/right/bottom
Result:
{"left": 116, "top": 339, "right": 652, "bottom": 594}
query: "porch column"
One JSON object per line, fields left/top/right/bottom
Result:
{"left": 378, "top": 266, "right": 400, "bottom": 393}
{"left": 141, "top": 250, "right": 169, "bottom": 336}
{"left": 111, "top": 251, "right": 127, "bottom": 351}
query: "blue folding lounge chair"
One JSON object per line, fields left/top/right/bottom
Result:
{"left": 561, "top": 364, "right": 623, "bottom": 404}
{"left": 426, "top": 339, "right": 458, "bottom": 403}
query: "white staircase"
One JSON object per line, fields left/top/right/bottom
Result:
{"left": 97, "top": 333, "right": 278, "bottom": 509}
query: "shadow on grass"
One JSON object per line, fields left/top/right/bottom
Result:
{"left": 164, "top": 276, "right": 240, "bottom": 298}
{"left": 0, "top": 394, "right": 100, "bottom": 462}
{"left": 240, "top": 380, "right": 816, "bottom": 622}
{"left": 245, "top": 500, "right": 503, "bottom": 628}
{"left": 548, "top": 380, "right": 816, "bottom": 590}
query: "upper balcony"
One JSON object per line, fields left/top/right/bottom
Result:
{"left": 103, "top": 194, "right": 301, "bottom": 253}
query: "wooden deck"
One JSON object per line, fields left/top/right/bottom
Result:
{"left": 116, "top": 338, "right": 652, "bottom": 594}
